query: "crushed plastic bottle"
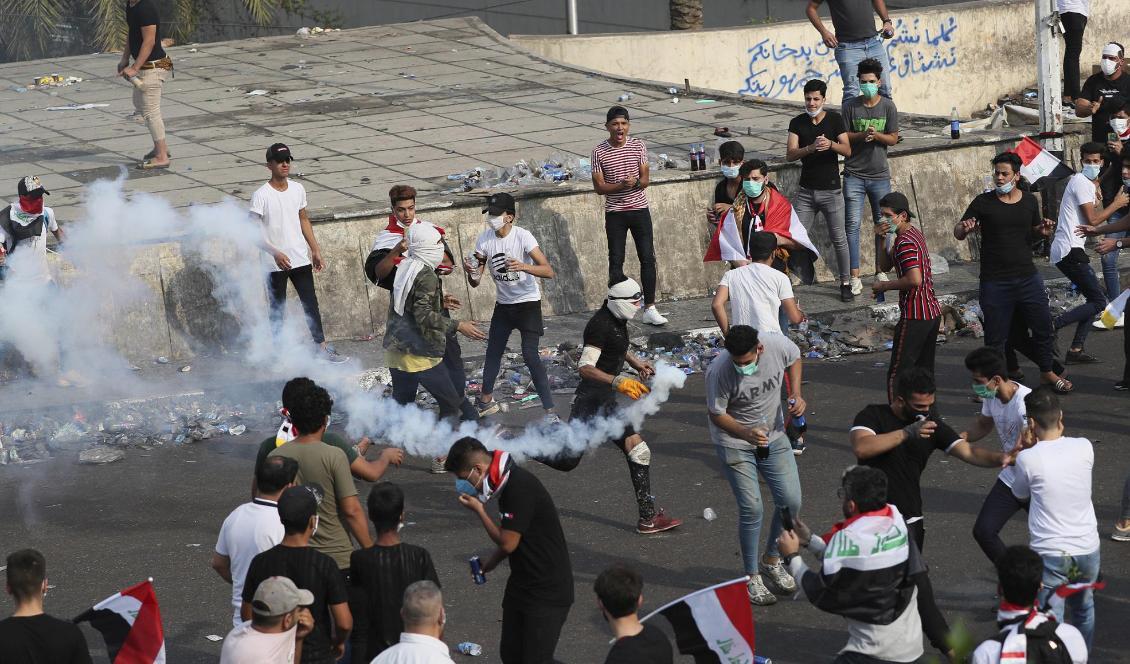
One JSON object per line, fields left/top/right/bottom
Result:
{"left": 703, "top": 508, "right": 717, "bottom": 521}
{"left": 457, "top": 642, "right": 482, "bottom": 656}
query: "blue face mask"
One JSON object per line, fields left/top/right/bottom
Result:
{"left": 733, "top": 360, "right": 758, "bottom": 376}
{"left": 742, "top": 180, "right": 764, "bottom": 198}
{"left": 721, "top": 164, "right": 740, "bottom": 179}
{"left": 1082, "top": 163, "right": 1102, "bottom": 180}
{"left": 995, "top": 181, "right": 1015, "bottom": 195}
{"left": 455, "top": 479, "right": 478, "bottom": 497}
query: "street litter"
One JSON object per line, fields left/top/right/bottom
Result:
{"left": 246, "top": 89, "right": 269, "bottom": 96}
{"left": 32, "top": 75, "right": 83, "bottom": 88}
{"left": 46, "top": 103, "right": 108, "bottom": 111}
{"left": 78, "top": 446, "right": 125, "bottom": 465}
{"left": 205, "top": 634, "right": 224, "bottom": 642}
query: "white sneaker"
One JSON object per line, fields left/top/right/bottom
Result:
{"left": 746, "top": 574, "right": 777, "bottom": 605}
{"left": 637, "top": 306, "right": 668, "bottom": 326}
{"left": 850, "top": 276, "right": 863, "bottom": 296}
{"left": 759, "top": 559, "right": 798, "bottom": 594}
{"left": 1093, "top": 314, "right": 1125, "bottom": 329}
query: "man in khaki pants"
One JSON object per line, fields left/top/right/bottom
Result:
{"left": 118, "top": 0, "right": 172, "bottom": 169}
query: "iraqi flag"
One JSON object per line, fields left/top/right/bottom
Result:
{"left": 1012, "top": 136, "right": 1074, "bottom": 190}
{"left": 75, "top": 579, "right": 166, "bottom": 664}
{"left": 641, "top": 577, "right": 755, "bottom": 663}
{"left": 704, "top": 188, "right": 820, "bottom": 284}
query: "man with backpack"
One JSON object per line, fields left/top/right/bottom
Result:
{"left": 0, "top": 176, "right": 64, "bottom": 285}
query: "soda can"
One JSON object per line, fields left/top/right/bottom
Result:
{"left": 469, "top": 556, "right": 486, "bottom": 585}
{"left": 754, "top": 656, "right": 773, "bottom": 664}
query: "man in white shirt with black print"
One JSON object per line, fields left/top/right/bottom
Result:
{"left": 463, "top": 192, "right": 559, "bottom": 423}
{"left": 251, "top": 143, "right": 346, "bottom": 363}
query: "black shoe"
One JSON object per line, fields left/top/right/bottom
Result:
{"left": 1116, "top": 381, "right": 1129, "bottom": 391}
{"left": 1065, "top": 349, "right": 1100, "bottom": 364}
{"left": 840, "top": 283, "right": 854, "bottom": 302}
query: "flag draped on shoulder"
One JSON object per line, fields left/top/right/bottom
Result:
{"left": 803, "top": 504, "right": 923, "bottom": 625}
{"left": 703, "top": 187, "right": 820, "bottom": 284}
{"left": 641, "top": 577, "right": 756, "bottom": 663}
{"left": 75, "top": 579, "right": 165, "bottom": 664}
{"left": 1012, "top": 136, "right": 1074, "bottom": 190}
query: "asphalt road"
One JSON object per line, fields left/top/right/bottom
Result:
{"left": 2, "top": 331, "right": 1128, "bottom": 664}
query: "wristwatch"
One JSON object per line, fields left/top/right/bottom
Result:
{"left": 1118, "top": 240, "right": 1125, "bottom": 249}
{"left": 782, "top": 552, "right": 800, "bottom": 566}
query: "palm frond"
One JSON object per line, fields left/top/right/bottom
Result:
{"left": 242, "top": 0, "right": 277, "bottom": 26}
{"left": 171, "top": 0, "right": 199, "bottom": 43}
{"left": 0, "top": 0, "right": 65, "bottom": 61}
{"left": 88, "top": 0, "right": 126, "bottom": 53}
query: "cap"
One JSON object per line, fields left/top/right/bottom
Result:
{"left": 17, "top": 176, "right": 48, "bottom": 197}
{"left": 482, "top": 192, "right": 515, "bottom": 215}
{"left": 252, "top": 576, "right": 315, "bottom": 617}
{"left": 277, "top": 483, "right": 323, "bottom": 526}
{"left": 878, "top": 192, "right": 916, "bottom": 218}
{"left": 266, "top": 143, "right": 293, "bottom": 162}
{"left": 748, "top": 231, "right": 778, "bottom": 261}
{"left": 606, "top": 105, "right": 630, "bottom": 123}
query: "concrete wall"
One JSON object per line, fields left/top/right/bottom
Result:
{"left": 512, "top": 0, "right": 1130, "bottom": 117}
{"left": 88, "top": 129, "right": 1086, "bottom": 362}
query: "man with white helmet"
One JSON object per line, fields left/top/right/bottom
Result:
{"left": 539, "top": 277, "right": 682, "bottom": 534}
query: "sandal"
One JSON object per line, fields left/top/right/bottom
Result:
{"left": 137, "top": 159, "right": 170, "bottom": 170}
{"left": 143, "top": 149, "right": 171, "bottom": 160}
{"left": 1049, "top": 378, "right": 1073, "bottom": 394}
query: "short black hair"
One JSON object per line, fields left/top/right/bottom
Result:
{"left": 739, "top": 159, "right": 769, "bottom": 180}
{"left": 724, "top": 325, "right": 759, "bottom": 356}
{"left": 287, "top": 381, "right": 333, "bottom": 436}
{"left": 444, "top": 437, "right": 489, "bottom": 473}
{"left": 606, "top": 105, "right": 630, "bottom": 123}
{"left": 996, "top": 545, "right": 1045, "bottom": 606}
{"left": 841, "top": 465, "right": 887, "bottom": 513}
{"left": 593, "top": 564, "right": 643, "bottom": 618}
{"left": 719, "top": 141, "right": 746, "bottom": 162}
{"left": 257, "top": 456, "right": 299, "bottom": 494}
{"left": 895, "top": 367, "right": 937, "bottom": 402}
{"left": 1107, "top": 94, "right": 1128, "bottom": 116}
{"left": 281, "top": 377, "right": 315, "bottom": 412}
{"left": 803, "top": 78, "right": 827, "bottom": 97}
{"left": 5, "top": 549, "right": 45, "bottom": 603}
{"left": 367, "top": 482, "right": 405, "bottom": 533}
{"left": 992, "top": 152, "right": 1023, "bottom": 174}
{"left": 1024, "top": 385, "right": 1062, "bottom": 430}
{"left": 857, "top": 57, "right": 884, "bottom": 78}
{"left": 964, "top": 347, "right": 1007, "bottom": 381}
{"left": 1081, "top": 142, "right": 1106, "bottom": 158}
{"left": 748, "top": 231, "right": 778, "bottom": 261}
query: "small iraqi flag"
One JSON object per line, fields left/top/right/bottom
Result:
{"left": 1012, "top": 136, "right": 1074, "bottom": 189}
{"left": 641, "top": 577, "right": 755, "bottom": 663}
{"left": 74, "top": 579, "right": 166, "bottom": 664}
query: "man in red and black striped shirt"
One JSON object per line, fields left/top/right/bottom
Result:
{"left": 872, "top": 192, "right": 942, "bottom": 402}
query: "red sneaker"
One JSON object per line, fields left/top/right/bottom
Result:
{"left": 637, "top": 509, "right": 682, "bottom": 534}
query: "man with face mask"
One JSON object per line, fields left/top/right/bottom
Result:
{"left": 1081, "top": 96, "right": 1130, "bottom": 310}
{"left": 463, "top": 192, "right": 558, "bottom": 423}
{"left": 706, "top": 324, "right": 805, "bottom": 605}
{"left": 850, "top": 368, "right": 1005, "bottom": 658}
{"left": 0, "top": 176, "right": 64, "bottom": 285}
{"left": 1075, "top": 42, "right": 1130, "bottom": 144}
{"left": 445, "top": 437, "right": 573, "bottom": 664}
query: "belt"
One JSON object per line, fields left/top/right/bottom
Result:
{"left": 139, "top": 56, "right": 173, "bottom": 71}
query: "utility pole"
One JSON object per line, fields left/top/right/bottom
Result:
{"left": 567, "top": 0, "right": 579, "bottom": 35}
{"left": 1035, "top": 0, "right": 1064, "bottom": 154}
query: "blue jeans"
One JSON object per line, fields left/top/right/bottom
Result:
{"left": 981, "top": 273, "right": 1055, "bottom": 373}
{"left": 1054, "top": 253, "right": 1107, "bottom": 348}
{"left": 835, "top": 36, "right": 892, "bottom": 104}
{"left": 1101, "top": 212, "right": 1125, "bottom": 300}
{"left": 843, "top": 174, "right": 891, "bottom": 272}
{"left": 715, "top": 435, "right": 802, "bottom": 574}
{"left": 1038, "top": 550, "right": 1100, "bottom": 650}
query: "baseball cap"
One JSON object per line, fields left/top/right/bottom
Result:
{"left": 878, "top": 192, "right": 916, "bottom": 218}
{"left": 748, "top": 231, "right": 778, "bottom": 261}
{"left": 252, "top": 576, "right": 315, "bottom": 617}
{"left": 482, "top": 192, "right": 515, "bottom": 215}
{"left": 606, "top": 105, "right": 630, "bottom": 123}
{"left": 17, "top": 176, "right": 48, "bottom": 197}
{"left": 277, "top": 483, "right": 323, "bottom": 527}
{"left": 266, "top": 143, "right": 293, "bottom": 162}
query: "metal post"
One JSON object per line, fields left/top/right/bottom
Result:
{"left": 1035, "top": 0, "right": 1064, "bottom": 153}
{"left": 567, "top": 0, "right": 579, "bottom": 35}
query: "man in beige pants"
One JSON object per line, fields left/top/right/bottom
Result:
{"left": 118, "top": 0, "right": 172, "bottom": 169}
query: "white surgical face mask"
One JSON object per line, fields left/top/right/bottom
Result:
{"left": 1111, "top": 118, "right": 1129, "bottom": 135}
{"left": 1101, "top": 58, "right": 1119, "bottom": 77}
{"left": 805, "top": 105, "right": 823, "bottom": 118}
{"left": 486, "top": 214, "right": 507, "bottom": 231}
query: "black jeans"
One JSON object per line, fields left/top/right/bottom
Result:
{"left": 887, "top": 317, "right": 941, "bottom": 403}
{"left": 267, "top": 264, "right": 325, "bottom": 345}
{"left": 482, "top": 301, "right": 554, "bottom": 409}
{"left": 982, "top": 273, "right": 1055, "bottom": 373}
{"left": 1061, "top": 11, "right": 1088, "bottom": 99}
{"left": 390, "top": 363, "right": 467, "bottom": 422}
{"left": 1054, "top": 252, "right": 1107, "bottom": 349}
{"left": 605, "top": 208, "right": 657, "bottom": 305}
{"left": 907, "top": 520, "right": 951, "bottom": 655}
{"left": 1007, "top": 311, "right": 1066, "bottom": 376}
{"left": 442, "top": 333, "right": 479, "bottom": 421}
{"left": 499, "top": 603, "right": 570, "bottom": 664}
{"left": 972, "top": 478, "right": 1029, "bottom": 564}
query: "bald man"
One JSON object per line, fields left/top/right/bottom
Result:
{"left": 372, "top": 581, "right": 453, "bottom": 663}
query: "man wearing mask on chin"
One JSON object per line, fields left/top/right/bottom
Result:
{"left": 463, "top": 193, "right": 559, "bottom": 423}
{"left": 954, "top": 152, "right": 1071, "bottom": 394}
{"left": 533, "top": 278, "right": 682, "bottom": 534}
{"left": 1075, "top": 42, "right": 1130, "bottom": 144}
{"left": 850, "top": 368, "right": 1005, "bottom": 659}
{"left": 444, "top": 436, "right": 573, "bottom": 664}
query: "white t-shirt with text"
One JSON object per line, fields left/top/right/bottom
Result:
{"left": 1051, "top": 173, "right": 1096, "bottom": 265}
{"left": 251, "top": 180, "right": 311, "bottom": 273}
{"left": 719, "top": 262, "right": 794, "bottom": 335}
{"left": 1011, "top": 436, "right": 1099, "bottom": 557}
{"left": 474, "top": 226, "right": 542, "bottom": 305}
{"left": 980, "top": 382, "right": 1031, "bottom": 489}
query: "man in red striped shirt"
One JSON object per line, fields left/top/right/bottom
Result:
{"left": 871, "top": 192, "right": 942, "bottom": 402}
{"left": 591, "top": 106, "right": 667, "bottom": 326}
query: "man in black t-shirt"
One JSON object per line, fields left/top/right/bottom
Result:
{"left": 787, "top": 79, "right": 854, "bottom": 301}
{"left": 954, "top": 152, "right": 1072, "bottom": 393}
{"left": 850, "top": 368, "right": 1004, "bottom": 659}
{"left": 594, "top": 564, "right": 673, "bottom": 664}
{"left": 1075, "top": 42, "right": 1130, "bottom": 144}
{"left": 118, "top": 0, "right": 171, "bottom": 169}
{"left": 0, "top": 549, "right": 90, "bottom": 664}
{"left": 242, "top": 485, "right": 352, "bottom": 664}
{"left": 445, "top": 437, "right": 573, "bottom": 664}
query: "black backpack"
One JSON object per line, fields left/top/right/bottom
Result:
{"left": 993, "top": 616, "right": 1073, "bottom": 664}
{"left": 0, "top": 205, "right": 45, "bottom": 251}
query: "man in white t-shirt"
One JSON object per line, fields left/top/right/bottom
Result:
{"left": 962, "top": 348, "right": 1032, "bottom": 564}
{"left": 220, "top": 576, "right": 314, "bottom": 664}
{"left": 712, "top": 231, "right": 804, "bottom": 337}
{"left": 212, "top": 455, "right": 297, "bottom": 626}
{"left": 0, "top": 176, "right": 64, "bottom": 286}
{"left": 250, "top": 143, "right": 345, "bottom": 363}
{"left": 462, "top": 193, "right": 559, "bottom": 423}
{"left": 1010, "top": 386, "right": 1100, "bottom": 650}
{"left": 1051, "top": 142, "right": 1128, "bottom": 362}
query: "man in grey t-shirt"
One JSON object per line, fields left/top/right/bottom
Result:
{"left": 706, "top": 325, "right": 805, "bottom": 606}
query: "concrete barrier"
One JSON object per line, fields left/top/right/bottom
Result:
{"left": 511, "top": 0, "right": 1130, "bottom": 117}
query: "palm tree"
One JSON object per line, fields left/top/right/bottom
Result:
{"left": 670, "top": 0, "right": 703, "bottom": 31}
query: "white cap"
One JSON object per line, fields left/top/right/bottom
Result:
{"left": 1103, "top": 42, "right": 1123, "bottom": 58}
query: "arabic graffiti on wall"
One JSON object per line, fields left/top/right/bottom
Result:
{"left": 738, "top": 16, "right": 958, "bottom": 99}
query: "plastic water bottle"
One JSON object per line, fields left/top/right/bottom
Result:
{"left": 950, "top": 107, "right": 960, "bottom": 139}
{"left": 457, "top": 642, "right": 482, "bottom": 656}
{"left": 703, "top": 507, "right": 717, "bottom": 521}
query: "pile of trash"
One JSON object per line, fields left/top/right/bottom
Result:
{"left": 444, "top": 155, "right": 592, "bottom": 192}
{"left": 295, "top": 26, "right": 341, "bottom": 37}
